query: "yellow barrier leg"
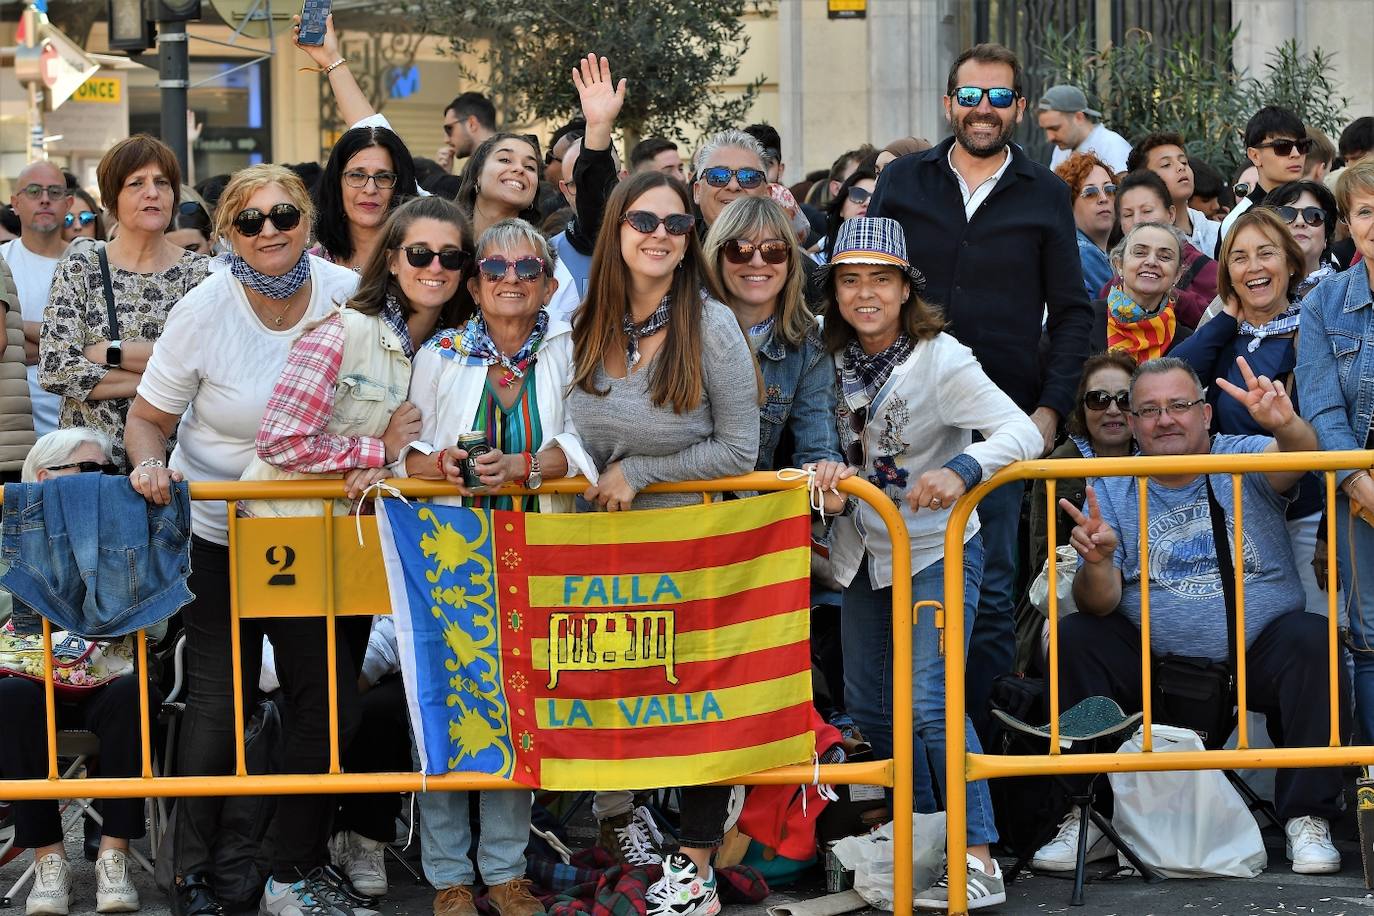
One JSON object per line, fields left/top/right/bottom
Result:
{"left": 891, "top": 547, "right": 915, "bottom": 916}
{"left": 943, "top": 529, "right": 969, "bottom": 916}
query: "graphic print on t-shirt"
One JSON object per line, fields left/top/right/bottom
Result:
{"left": 1145, "top": 498, "right": 1260, "bottom": 601}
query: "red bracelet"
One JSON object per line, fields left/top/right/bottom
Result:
{"left": 435, "top": 449, "right": 446, "bottom": 478}
{"left": 522, "top": 451, "right": 533, "bottom": 483}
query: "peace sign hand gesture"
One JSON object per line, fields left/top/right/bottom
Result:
{"left": 1215, "top": 355, "right": 1296, "bottom": 434}
{"left": 1059, "top": 486, "right": 1119, "bottom": 565}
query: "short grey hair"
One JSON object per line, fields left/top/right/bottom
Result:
{"left": 693, "top": 130, "right": 767, "bottom": 176}
{"left": 1129, "top": 356, "right": 1204, "bottom": 402}
{"left": 1109, "top": 220, "right": 1185, "bottom": 275}
{"left": 476, "top": 218, "right": 557, "bottom": 276}
{"left": 22, "top": 428, "right": 114, "bottom": 483}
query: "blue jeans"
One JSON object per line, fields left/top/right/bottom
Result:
{"left": 417, "top": 788, "right": 533, "bottom": 888}
{"left": 841, "top": 536, "right": 998, "bottom": 847}
{"left": 964, "top": 480, "right": 1023, "bottom": 740}
{"left": 1337, "top": 495, "right": 1374, "bottom": 743}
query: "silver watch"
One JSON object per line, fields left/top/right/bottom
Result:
{"left": 526, "top": 452, "right": 542, "bottom": 491}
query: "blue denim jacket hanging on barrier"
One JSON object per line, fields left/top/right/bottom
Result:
{"left": 756, "top": 325, "right": 843, "bottom": 470}
{"left": 1, "top": 475, "right": 193, "bottom": 637}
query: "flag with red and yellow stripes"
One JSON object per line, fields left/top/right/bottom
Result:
{"left": 376, "top": 488, "right": 815, "bottom": 790}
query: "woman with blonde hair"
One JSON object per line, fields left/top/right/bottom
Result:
{"left": 124, "top": 163, "right": 364, "bottom": 916}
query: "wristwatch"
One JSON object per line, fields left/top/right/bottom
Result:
{"left": 526, "top": 452, "right": 542, "bottom": 491}
{"left": 105, "top": 339, "right": 123, "bottom": 368}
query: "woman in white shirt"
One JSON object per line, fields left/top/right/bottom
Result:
{"left": 124, "top": 164, "right": 366, "bottom": 916}
{"left": 814, "top": 217, "right": 1041, "bottom": 911}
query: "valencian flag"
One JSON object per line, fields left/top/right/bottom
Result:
{"left": 375, "top": 488, "right": 816, "bottom": 790}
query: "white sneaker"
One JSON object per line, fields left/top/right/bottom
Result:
{"left": 914, "top": 854, "right": 1006, "bottom": 911}
{"left": 328, "top": 831, "right": 388, "bottom": 897}
{"left": 614, "top": 807, "right": 666, "bottom": 867}
{"left": 95, "top": 848, "right": 140, "bottom": 913}
{"left": 645, "top": 853, "right": 720, "bottom": 916}
{"left": 25, "top": 853, "right": 72, "bottom": 916}
{"left": 1286, "top": 815, "right": 1341, "bottom": 874}
{"left": 1030, "top": 806, "right": 1115, "bottom": 872}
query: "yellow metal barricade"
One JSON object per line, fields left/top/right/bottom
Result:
{"left": 1, "top": 472, "right": 921, "bottom": 916}
{"left": 941, "top": 449, "right": 1374, "bottom": 916}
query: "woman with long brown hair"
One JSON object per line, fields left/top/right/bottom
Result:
{"left": 566, "top": 169, "right": 759, "bottom": 915}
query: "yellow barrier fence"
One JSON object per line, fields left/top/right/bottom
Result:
{"left": 0, "top": 472, "right": 920, "bottom": 916}
{"left": 942, "top": 449, "right": 1374, "bottom": 915}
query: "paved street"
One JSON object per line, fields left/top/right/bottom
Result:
{"left": 4, "top": 795, "right": 1370, "bottom": 916}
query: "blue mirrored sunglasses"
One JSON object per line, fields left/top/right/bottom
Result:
{"left": 954, "top": 86, "right": 1018, "bottom": 108}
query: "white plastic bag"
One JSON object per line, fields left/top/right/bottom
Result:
{"left": 830, "top": 813, "right": 946, "bottom": 911}
{"left": 1109, "top": 724, "right": 1266, "bottom": 878}
{"left": 1029, "top": 545, "right": 1078, "bottom": 617}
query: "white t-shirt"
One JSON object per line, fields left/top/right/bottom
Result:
{"left": 1049, "top": 123, "right": 1133, "bottom": 174}
{"left": 1183, "top": 207, "right": 1221, "bottom": 259}
{"left": 137, "top": 256, "right": 359, "bottom": 544}
{"left": 0, "top": 239, "right": 63, "bottom": 435}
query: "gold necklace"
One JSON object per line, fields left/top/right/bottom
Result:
{"left": 251, "top": 290, "right": 296, "bottom": 327}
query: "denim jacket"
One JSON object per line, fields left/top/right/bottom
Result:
{"left": 1297, "top": 263, "right": 1374, "bottom": 486}
{"left": 756, "top": 324, "right": 843, "bottom": 470}
{"left": 1, "top": 475, "right": 193, "bottom": 636}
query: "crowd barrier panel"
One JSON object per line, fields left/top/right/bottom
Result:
{"left": 0, "top": 472, "right": 921, "bottom": 916}
{"left": 940, "top": 449, "right": 1374, "bottom": 916}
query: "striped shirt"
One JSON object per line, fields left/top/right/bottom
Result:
{"left": 469, "top": 374, "right": 541, "bottom": 512}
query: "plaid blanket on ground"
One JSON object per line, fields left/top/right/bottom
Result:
{"left": 520, "top": 847, "right": 769, "bottom": 916}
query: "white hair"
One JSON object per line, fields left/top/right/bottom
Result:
{"left": 693, "top": 130, "right": 767, "bottom": 176}
{"left": 22, "top": 428, "right": 114, "bottom": 483}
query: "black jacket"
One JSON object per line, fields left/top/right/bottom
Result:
{"left": 867, "top": 137, "right": 1093, "bottom": 419}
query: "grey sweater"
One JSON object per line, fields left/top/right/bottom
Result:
{"left": 568, "top": 297, "right": 760, "bottom": 509}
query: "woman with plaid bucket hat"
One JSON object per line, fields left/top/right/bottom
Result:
{"left": 811, "top": 216, "right": 1042, "bottom": 910}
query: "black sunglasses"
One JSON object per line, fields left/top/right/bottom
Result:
{"left": 723, "top": 238, "right": 789, "bottom": 265}
{"left": 1083, "top": 389, "right": 1130, "bottom": 412}
{"left": 233, "top": 203, "right": 302, "bottom": 237}
{"left": 847, "top": 186, "right": 873, "bottom": 206}
{"left": 844, "top": 405, "right": 868, "bottom": 467}
{"left": 398, "top": 245, "right": 469, "bottom": 270}
{"left": 478, "top": 255, "right": 547, "bottom": 282}
{"left": 623, "top": 210, "right": 696, "bottom": 236}
{"left": 698, "top": 166, "right": 767, "bottom": 190}
{"left": 1254, "top": 138, "right": 1313, "bottom": 157}
{"left": 64, "top": 211, "right": 98, "bottom": 228}
{"left": 47, "top": 461, "right": 121, "bottom": 475}
{"left": 1273, "top": 205, "right": 1326, "bottom": 227}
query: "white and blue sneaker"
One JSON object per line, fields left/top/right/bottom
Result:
{"left": 644, "top": 853, "right": 721, "bottom": 916}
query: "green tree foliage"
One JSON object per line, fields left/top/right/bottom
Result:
{"left": 1034, "top": 26, "right": 1350, "bottom": 177}
{"left": 419, "top": 0, "right": 768, "bottom": 152}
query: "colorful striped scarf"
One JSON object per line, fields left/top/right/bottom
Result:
{"left": 1106, "top": 286, "right": 1177, "bottom": 363}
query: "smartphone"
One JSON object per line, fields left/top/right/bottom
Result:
{"left": 297, "top": 0, "right": 330, "bottom": 46}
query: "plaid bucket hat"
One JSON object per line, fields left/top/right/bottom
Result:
{"left": 817, "top": 216, "right": 926, "bottom": 292}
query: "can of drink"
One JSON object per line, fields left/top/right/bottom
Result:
{"left": 824, "top": 842, "right": 852, "bottom": 894}
{"left": 457, "top": 431, "right": 492, "bottom": 491}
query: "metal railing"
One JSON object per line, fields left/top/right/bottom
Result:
{"left": 941, "top": 449, "right": 1374, "bottom": 915}
{"left": 0, "top": 472, "right": 921, "bottom": 916}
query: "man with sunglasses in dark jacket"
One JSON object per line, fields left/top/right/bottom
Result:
{"left": 867, "top": 42, "right": 1093, "bottom": 750}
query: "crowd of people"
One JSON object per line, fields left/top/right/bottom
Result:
{"left": 1, "top": 24, "right": 1373, "bottom": 916}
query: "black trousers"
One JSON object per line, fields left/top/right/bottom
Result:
{"left": 1058, "top": 609, "right": 1350, "bottom": 821}
{"left": 0, "top": 674, "right": 155, "bottom": 847}
{"left": 172, "top": 537, "right": 367, "bottom": 882}
{"left": 335, "top": 675, "right": 411, "bottom": 843}
{"left": 676, "top": 787, "right": 732, "bottom": 849}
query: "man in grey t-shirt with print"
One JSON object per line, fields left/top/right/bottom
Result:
{"left": 1045, "top": 357, "right": 1350, "bottom": 877}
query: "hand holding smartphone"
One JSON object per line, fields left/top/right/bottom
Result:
{"left": 297, "top": 0, "right": 330, "bottom": 46}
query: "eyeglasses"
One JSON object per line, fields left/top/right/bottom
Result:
{"left": 46, "top": 461, "right": 121, "bottom": 475}
{"left": 18, "top": 184, "right": 70, "bottom": 201}
{"left": 342, "top": 170, "right": 399, "bottom": 190}
{"left": 477, "top": 255, "right": 547, "bottom": 282}
{"left": 1254, "top": 138, "right": 1313, "bottom": 157}
{"left": 398, "top": 245, "right": 469, "bottom": 270}
{"left": 1274, "top": 205, "right": 1326, "bottom": 227}
{"left": 723, "top": 238, "right": 790, "bottom": 265}
{"left": 844, "top": 405, "right": 868, "bottom": 467}
{"left": 1079, "top": 183, "right": 1118, "bottom": 200}
{"left": 64, "top": 211, "right": 98, "bottom": 228}
{"left": 1083, "top": 389, "right": 1130, "bottom": 412}
{"left": 622, "top": 210, "right": 696, "bottom": 236}
{"left": 232, "top": 203, "right": 302, "bottom": 237}
{"left": 1130, "top": 398, "right": 1205, "bottom": 420}
{"left": 847, "top": 186, "right": 872, "bottom": 206}
{"left": 953, "top": 86, "right": 1018, "bottom": 108}
{"left": 698, "top": 166, "right": 767, "bottom": 190}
